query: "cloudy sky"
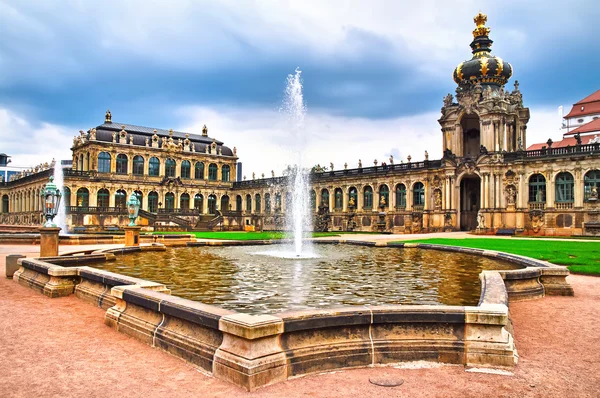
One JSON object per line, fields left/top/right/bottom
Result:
{"left": 1, "top": 0, "right": 599, "bottom": 176}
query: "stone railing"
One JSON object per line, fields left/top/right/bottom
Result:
{"left": 528, "top": 202, "right": 546, "bottom": 210}
{"left": 555, "top": 202, "right": 574, "bottom": 210}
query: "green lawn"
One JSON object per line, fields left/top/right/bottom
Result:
{"left": 401, "top": 238, "right": 600, "bottom": 275}
{"left": 152, "top": 231, "right": 348, "bottom": 240}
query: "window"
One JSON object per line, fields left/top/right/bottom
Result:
{"left": 98, "top": 152, "right": 111, "bottom": 173}
{"left": 165, "top": 192, "right": 175, "bottom": 210}
{"left": 2, "top": 194, "right": 9, "bottom": 213}
{"left": 195, "top": 162, "right": 204, "bottom": 179}
{"left": 413, "top": 182, "right": 425, "bottom": 206}
{"left": 310, "top": 190, "right": 316, "bottom": 210}
{"left": 584, "top": 170, "right": 600, "bottom": 201}
{"left": 275, "top": 193, "right": 282, "bottom": 210}
{"left": 63, "top": 187, "right": 71, "bottom": 208}
{"left": 148, "top": 157, "right": 160, "bottom": 176}
{"left": 577, "top": 118, "right": 584, "bottom": 123}
{"left": 348, "top": 187, "right": 358, "bottom": 208}
{"left": 180, "top": 193, "right": 190, "bottom": 210}
{"left": 165, "top": 158, "right": 176, "bottom": 177}
{"left": 236, "top": 195, "right": 242, "bottom": 212}
{"left": 133, "top": 155, "right": 144, "bottom": 175}
{"left": 555, "top": 172, "right": 574, "bottom": 203}
{"left": 379, "top": 184, "right": 389, "bottom": 208}
{"left": 255, "top": 194, "right": 261, "bottom": 212}
{"left": 395, "top": 184, "right": 407, "bottom": 209}
{"left": 321, "top": 189, "right": 329, "bottom": 207}
{"left": 334, "top": 188, "right": 343, "bottom": 209}
{"left": 148, "top": 191, "right": 159, "bottom": 213}
{"left": 194, "top": 194, "right": 204, "bottom": 213}
{"left": 76, "top": 188, "right": 89, "bottom": 207}
{"left": 208, "top": 195, "right": 217, "bottom": 214}
{"left": 265, "top": 193, "right": 271, "bottom": 212}
{"left": 208, "top": 163, "right": 218, "bottom": 181}
{"left": 363, "top": 186, "right": 373, "bottom": 209}
{"left": 115, "top": 189, "right": 127, "bottom": 209}
{"left": 97, "top": 189, "right": 109, "bottom": 208}
{"left": 528, "top": 174, "right": 546, "bottom": 203}
{"left": 246, "top": 194, "right": 252, "bottom": 212}
{"left": 116, "top": 154, "right": 128, "bottom": 174}
{"left": 222, "top": 165, "right": 231, "bottom": 182}
{"left": 180, "top": 160, "right": 191, "bottom": 179}
{"left": 221, "top": 195, "right": 230, "bottom": 212}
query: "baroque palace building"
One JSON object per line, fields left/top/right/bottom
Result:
{"left": 1, "top": 13, "right": 599, "bottom": 236}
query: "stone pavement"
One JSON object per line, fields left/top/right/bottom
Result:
{"left": 1, "top": 243, "right": 599, "bottom": 397}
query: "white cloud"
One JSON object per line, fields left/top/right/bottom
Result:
{"left": 0, "top": 107, "right": 73, "bottom": 168}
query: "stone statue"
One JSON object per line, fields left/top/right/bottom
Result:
{"left": 89, "top": 128, "right": 96, "bottom": 140}
{"left": 358, "top": 159, "right": 362, "bottom": 168}
{"left": 330, "top": 162, "right": 334, "bottom": 171}
{"left": 374, "top": 159, "right": 378, "bottom": 166}
{"left": 271, "top": 170, "right": 275, "bottom": 178}
{"left": 145, "top": 137, "right": 149, "bottom": 147}
{"left": 589, "top": 135, "right": 600, "bottom": 144}
{"left": 506, "top": 185, "right": 517, "bottom": 206}
{"left": 252, "top": 172, "right": 255, "bottom": 180}
{"left": 590, "top": 186, "right": 599, "bottom": 201}
{"left": 517, "top": 136, "right": 523, "bottom": 150}
{"left": 344, "top": 162, "right": 348, "bottom": 169}
{"left": 424, "top": 150, "right": 429, "bottom": 160}
{"left": 105, "top": 109, "right": 112, "bottom": 123}
{"left": 129, "top": 135, "right": 134, "bottom": 144}
{"left": 389, "top": 155, "right": 394, "bottom": 164}
{"left": 112, "top": 132, "right": 117, "bottom": 143}
{"left": 443, "top": 93, "right": 453, "bottom": 107}
{"left": 407, "top": 155, "right": 412, "bottom": 162}
{"left": 477, "top": 210, "right": 485, "bottom": 229}
{"left": 379, "top": 195, "right": 386, "bottom": 207}
{"left": 574, "top": 133, "right": 582, "bottom": 145}
{"left": 434, "top": 189, "right": 442, "bottom": 209}
{"left": 233, "top": 147, "right": 237, "bottom": 156}
{"left": 261, "top": 173, "right": 264, "bottom": 178}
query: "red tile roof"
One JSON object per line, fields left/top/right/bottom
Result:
{"left": 564, "top": 89, "right": 600, "bottom": 118}
{"left": 527, "top": 136, "right": 578, "bottom": 151}
{"left": 564, "top": 117, "right": 600, "bottom": 136}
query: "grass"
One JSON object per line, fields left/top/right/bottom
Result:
{"left": 152, "top": 231, "right": 350, "bottom": 240}
{"left": 400, "top": 238, "right": 600, "bottom": 275}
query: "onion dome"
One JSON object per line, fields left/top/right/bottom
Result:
{"left": 453, "top": 13, "right": 512, "bottom": 88}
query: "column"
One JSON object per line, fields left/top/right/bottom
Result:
{"left": 574, "top": 170, "right": 584, "bottom": 207}
{"left": 547, "top": 172, "right": 554, "bottom": 208}
{"left": 109, "top": 189, "right": 115, "bottom": 208}
{"left": 518, "top": 173, "right": 526, "bottom": 209}
{"left": 342, "top": 187, "right": 348, "bottom": 212}
{"left": 89, "top": 188, "right": 98, "bottom": 207}
{"left": 328, "top": 189, "right": 334, "bottom": 211}
{"left": 203, "top": 192, "right": 209, "bottom": 214}
{"left": 357, "top": 186, "right": 364, "bottom": 210}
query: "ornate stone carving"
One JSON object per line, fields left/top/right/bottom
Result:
{"left": 433, "top": 189, "right": 442, "bottom": 210}
{"left": 529, "top": 210, "right": 545, "bottom": 233}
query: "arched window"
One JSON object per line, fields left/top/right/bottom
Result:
{"left": 348, "top": 187, "right": 358, "bottom": 208}
{"left": 148, "top": 191, "right": 159, "bottom": 213}
{"left": 63, "top": 187, "right": 71, "bottom": 208}
{"left": 116, "top": 154, "right": 128, "bottom": 174}
{"left": 310, "top": 190, "right": 316, "bottom": 210}
{"left": 334, "top": 188, "right": 343, "bottom": 209}
{"left": 555, "top": 172, "right": 574, "bottom": 203}
{"left": 275, "top": 192, "right": 282, "bottom": 210}
{"left": 379, "top": 184, "right": 390, "bottom": 208}
{"left": 413, "top": 182, "right": 425, "bottom": 207}
{"left": 165, "top": 158, "right": 176, "bottom": 177}
{"left": 221, "top": 195, "right": 230, "bottom": 212}
{"left": 115, "top": 189, "right": 127, "bottom": 209}
{"left": 194, "top": 162, "right": 204, "bottom": 179}
{"left": 528, "top": 174, "right": 546, "bottom": 203}
{"left": 148, "top": 157, "right": 160, "bottom": 176}
{"left": 76, "top": 188, "right": 89, "bottom": 207}
{"left": 180, "top": 193, "right": 190, "bottom": 210}
{"left": 255, "top": 194, "right": 261, "bottom": 213}
{"left": 180, "top": 160, "right": 191, "bottom": 179}
{"left": 265, "top": 193, "right": 271, "bottom": 213}
{"left": 194, "top": 194, "right": 204, "bottom": 213}
{"left": 208, "top": 194, "right": 217, "bottom": 214}
{"left": 165, "top": 192, "right": 175, "bottom": 210}
{"left": 321, "top": 189, "right": 329, "bottom": 207}
{"left": 246, "top": 194, "right": 252, "bottom": 212}
{"left": 363, "top": 186, "right": 373, "bottom": 209}
{"left": 222, "top": 165, "right": 231, "bottom": 182}
{"left": 98, "top": 152, "right": 111, "bottom": 173}
{"left": 236, "top": 195, "right": 242, "bottom": 212}
{"left": 134, "top": 190, "right": 143, "bottom": 210}
{"left": 208, "top": 163, "right": 218, "bottom": 181}
{"left": 584, "top": 170, "right": 600, "bottom": 201}
{"left": 97, "top": 188, "right": 109, "bottom": 208}
{"left": 395, "top": 184, "right": 407, "bottom": 209}
{"left": 2, "top": 194, "right": 9, "bottom": 213}
{"left": 133, "top": 155, "right": 144, "bottom": 175}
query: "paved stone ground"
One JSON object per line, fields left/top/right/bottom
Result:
{"left": 1, "top": 244, "right": 599, "bottom": 398}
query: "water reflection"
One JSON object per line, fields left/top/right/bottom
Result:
{"left": 92, "top": 245, "right": 520, "bottom": 314}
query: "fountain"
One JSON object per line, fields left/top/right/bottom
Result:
{"left": 258, "top": 68, "right": 315, "bottom": 259}
{"left": 52, "top": 161, "right": 68, "bottom": 233}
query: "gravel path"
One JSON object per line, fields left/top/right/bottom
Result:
{"left": 1, "top": 246, "right": 598, "bottom": 398}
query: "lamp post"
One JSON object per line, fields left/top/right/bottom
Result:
{"left": 124, "top": 193, "right": 141, "bottom": 247}
{"left": 39, "top": 176, "right": 62, "bottom": 257}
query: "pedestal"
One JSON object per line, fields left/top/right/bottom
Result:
{"left": 124, "top": 226, "right": 141, "bottom": 247}
{"left": 39, "top": 227, "right": 61, "bottom": 257}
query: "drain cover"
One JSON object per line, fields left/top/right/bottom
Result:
{"left": 369, "top": 376, "right": 405, "bottom": 387}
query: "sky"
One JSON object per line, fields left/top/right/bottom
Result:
{"left": 1, "top": 0, "right": 599, "bottom": 176}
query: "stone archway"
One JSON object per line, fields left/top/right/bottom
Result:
{"left": 459, "top": 175, "right": 481, "bottom": 231}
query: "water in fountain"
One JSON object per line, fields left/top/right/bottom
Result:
{"left": 52, "top": 162, "right": 68, "bottom": 234}
{"left": 256, "top": 68, "right": 316, "bottom": 259}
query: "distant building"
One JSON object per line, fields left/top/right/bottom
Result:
{"left": 562, "top": 89, "right": 600, "bottom": 132}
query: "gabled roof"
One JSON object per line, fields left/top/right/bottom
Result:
{"left": 564, "top": 117, "right": 600, "bottom": 136}
{"left": 564, "top": 89, "right": 600, "bottom": 119}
